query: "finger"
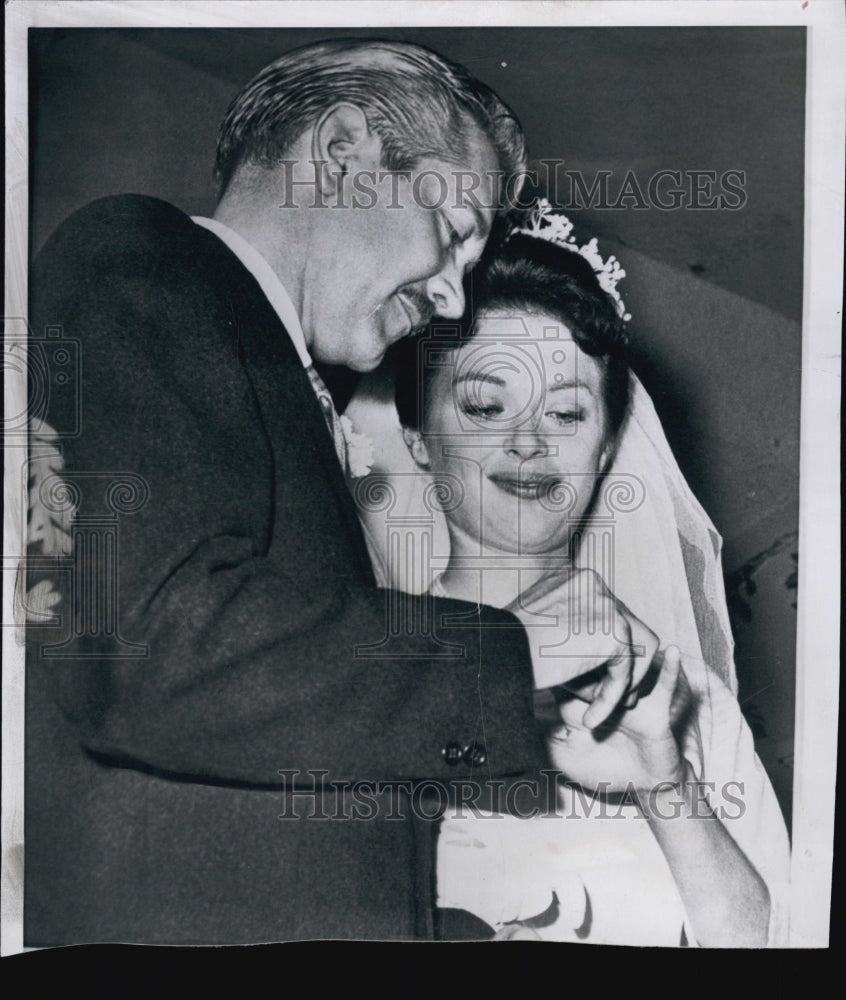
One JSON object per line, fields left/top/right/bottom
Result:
{"left": 669, "top": 659, "right": 693, "bottom": 727}
{"left": 557, "top": 696, "right": 589, "bottom": 727}
{"left": 580, "top": 604, "right": 637, "bottom": 728}
{"left": 582, "top": 670, "right": 626, "bottom": 729}
{"left": 581, "top": 651, "right": 631, "bottom": 730}
{"left": 627, "top": 614, "right": 660, "bottom": 689}
{"left": 554, "top": 669, "right": 604, "bottom": 702}
{"left": 656, "top": 645, "right": 682, "bottom": 705}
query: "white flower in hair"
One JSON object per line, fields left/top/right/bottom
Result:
{"left": 510, "top": 198, "right": 632, "bottom": 322}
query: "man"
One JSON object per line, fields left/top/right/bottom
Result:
{"left": 25, "top": 39, "right": 654, "bottom": 944}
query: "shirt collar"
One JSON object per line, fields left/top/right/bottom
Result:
{"left": 191, "top": 215, "right": 312, "bottom": 368}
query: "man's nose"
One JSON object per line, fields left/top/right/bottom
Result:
{"left": 425, "top": 261, "right": 465, "bottom": 320}
{"left": 504, "top": 430, "right": 548, "bottom": 460}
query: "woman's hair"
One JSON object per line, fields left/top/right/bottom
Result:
{"left": 393, "top": 229, "right": 631, "bottom": 437}
{"left": 215, "top": 38, "right": 526, "bottom": 202}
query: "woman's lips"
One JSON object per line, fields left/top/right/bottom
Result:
{"left": 487, "top": 473, "right": 562, "bottom": 500}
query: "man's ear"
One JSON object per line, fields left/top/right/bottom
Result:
{"left": 312, "top": 103, "right": 383, "bottom": 200}
{"left": 401, "top": 426, "right": 431, "bottom": 468}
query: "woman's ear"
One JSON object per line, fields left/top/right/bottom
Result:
{"left": 312, "top": 103, "right": 383, "bottom": 200}
{"left": 401, "top": 426, "right": 431, "bottom": 468}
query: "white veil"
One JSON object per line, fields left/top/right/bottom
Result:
{"left": 345, "top": 369, "right": 790, "bottom": 945}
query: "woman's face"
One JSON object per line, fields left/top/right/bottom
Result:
{"left": 415, "top": 311, "right": 611, "bottom": 555}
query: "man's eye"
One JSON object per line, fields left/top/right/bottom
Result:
{"left": 546, "top": 409, "right": 584, "bottom": 425}
{"left": 442, "top": 215, "right": 464, "bottom": 247}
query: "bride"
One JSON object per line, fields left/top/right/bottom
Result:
{"left": 349, "top": 203, "right": 790, "bottom": 946}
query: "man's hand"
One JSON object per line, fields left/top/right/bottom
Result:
{"left": 507, "top": 568, "right": 659, "bottom": 729}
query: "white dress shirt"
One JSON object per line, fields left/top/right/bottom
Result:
{"left": 192, "top": 215, "right": 350, "bottom": 472}
{"left": 191, "top": 215, "right": 312, "bottom": 368}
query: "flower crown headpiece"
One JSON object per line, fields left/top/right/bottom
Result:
{"left": 508, "top": 198, "right": 632, "bottom": 322}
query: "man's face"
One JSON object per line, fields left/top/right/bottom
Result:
{"left": 302, "top": 136, "right": 500, "bottom": 371}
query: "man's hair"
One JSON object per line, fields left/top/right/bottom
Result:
{"left": 214, "top": 38, "right": 526, "bottom": 203}
{"left": 393, "top": 230, "right": 631, "bottom": 438}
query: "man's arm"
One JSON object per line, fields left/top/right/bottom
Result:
{"left": 30, "top": 197, "right": 542, "bottom": 787}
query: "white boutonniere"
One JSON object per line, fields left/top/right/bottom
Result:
{"left": 20, "top": 420, "right": 76, "bottom": 625}
{"left": 28, "top": 425, "right": 75, "bottom": 558}
{"left": 339, "top": 414, "right": 375, "bottom": 479}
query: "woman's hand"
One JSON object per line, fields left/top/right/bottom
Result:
{"left": 545, "top": 646, "right": 687, "bottom": 796}
{"left": 508, "top": 568, "right": 660, "bottom": 729}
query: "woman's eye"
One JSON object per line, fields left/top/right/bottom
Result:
{"left": 546, "top": 409, "right": 585, "bottom": 425}
{"left": 460, "top": 402, "right": 503, "bottom": 419}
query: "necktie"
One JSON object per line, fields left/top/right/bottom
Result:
{"left": 306, "top": 364, "right": 349, "bottom": 475}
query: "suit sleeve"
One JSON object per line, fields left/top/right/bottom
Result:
{"left": 30, "top": 198, "right": 543, "bottom": 786}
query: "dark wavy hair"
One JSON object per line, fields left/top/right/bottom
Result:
{"left": 392, "top": 229, "right": 631, "bottom": 437}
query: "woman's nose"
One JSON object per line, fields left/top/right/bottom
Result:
{"left": 504, "top": 431, "right": 548, "bottom": 460}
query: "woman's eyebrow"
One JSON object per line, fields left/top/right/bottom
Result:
{"left": 547, "top": 378, "right": 594, "bottom": 396}
{"left": 452, "top": 371, "right": 506, "bottom": 387}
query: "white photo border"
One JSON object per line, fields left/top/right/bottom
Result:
{"left": 4, "top": 0, "right": 843, "bottom": 954}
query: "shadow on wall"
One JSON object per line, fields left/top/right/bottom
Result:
{"left": 726, "top": 533, "right": 798, "bottom": 832}
{"left": 589, "top": 243, "right": 799, "bottom": 832}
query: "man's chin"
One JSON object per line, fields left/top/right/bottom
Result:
{"left": 347, "top": 352, "right": 385, "bottom": 374}
{"left": 351, "top": 336, "right": 397, "bottom": 372}
{"left": 311, "top": 345, "right": 386, "bottom": 373}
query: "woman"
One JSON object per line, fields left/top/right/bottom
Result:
{"left": 350, "top": 205, "right": 790, "bottom": 945}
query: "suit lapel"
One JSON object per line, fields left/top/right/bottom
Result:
{"left": 232, "top": 276, "right": 376, "bottom": 586}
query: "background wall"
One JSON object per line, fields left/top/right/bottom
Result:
{"left": 28, "top": 26, "right": 804, "bottom": 823}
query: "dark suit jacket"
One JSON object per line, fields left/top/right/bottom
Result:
{"left": 25, "top": 195, "right": 542, "bottom": 945}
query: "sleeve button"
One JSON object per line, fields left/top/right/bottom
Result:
{"left": 462, "top": 742, "right": 487, "bottom": 766}
{"left": 441, "top": 742, "right": 463, "bottom": 766}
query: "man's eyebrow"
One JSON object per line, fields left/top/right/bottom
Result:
{"left": 453, "top": 371, "right": 506, "bottom": 388}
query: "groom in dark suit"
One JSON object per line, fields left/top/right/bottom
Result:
{"left": 25, "top": 38, "right": 653, "bottom": 945}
